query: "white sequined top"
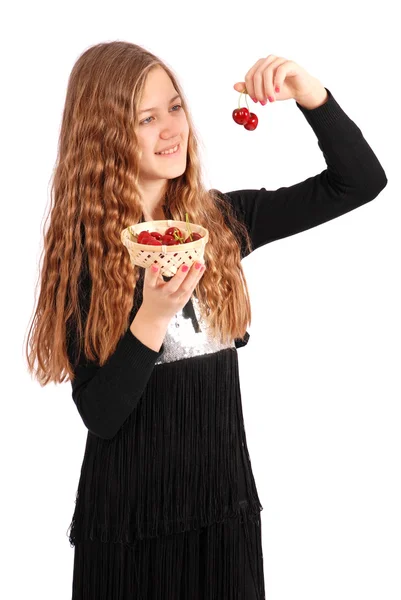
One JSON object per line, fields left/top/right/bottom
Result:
{"left": 154, "top": 294, "right": 236, "bottom": 365}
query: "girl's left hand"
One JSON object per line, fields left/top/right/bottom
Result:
{"left": 233, "top": 55, "right": 322, "bottom": 104}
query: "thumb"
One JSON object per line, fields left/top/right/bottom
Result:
{"left": 233, "top": 82, "right": 247, "bottom": 93}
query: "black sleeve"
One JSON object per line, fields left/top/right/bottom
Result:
{"left": 67, "top": 277, "right": 165, "bottom": 440}
{"left": 224, "top": 88, "right": 388, "bottom": 258}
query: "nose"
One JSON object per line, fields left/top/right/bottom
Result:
{"left": 160, "top": 130, "right": 181, "bottom": 144}
{"left": 159, "top": 116, "right": 182, "bottom": 139}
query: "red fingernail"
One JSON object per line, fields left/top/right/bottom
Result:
{"left": 268, "top": 96, "right": 274, "bottom": 102}
{"left": 182, "top": 265, "right": 189, "bottom": 272}
{"left": 275, "top": 86, "right": 280, "bottom": 93}
{"left": 252, "top": 97, "right": 257, "bottom": 103}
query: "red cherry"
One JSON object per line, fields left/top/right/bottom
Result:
{"left": 232, "top": 107, "right": 250, "bottom": 125}
{"left": 150, "top": 231, "right": 163, "bottom": 241}
{"left": 165, "top": 226, "right": 186, "bottom": 244}
{"left": 244, "top": 112, "right": 258, "bottom": 131}
{"left": 161, "top": 234, "right": 180, "bottom": 245}
{"left": 144, "top": 237, "right": 162, "bottom": 246}
{"left": 184, "top": 232, "right": 203, "bottom": 243}
{"left": 140, "top": 235, "right": 157, "bottom": 245}
{"left": 138, "top": 234, "right": 154, "bottom": 244}
{"left": 138, "top": 230, "right": 150, "bottom": 243}
{"left": 165, "top": 226, "right": 182, "bottom": 238}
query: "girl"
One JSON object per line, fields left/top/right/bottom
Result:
{"left": 25, "top": 41, "right": 387, "bottom": 599}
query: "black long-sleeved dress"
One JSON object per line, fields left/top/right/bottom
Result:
{"left": 66, "top": 88, "right": 387, "bottom": 600}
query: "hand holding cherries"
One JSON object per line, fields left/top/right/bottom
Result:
{"left": 142, "top": 259, "right": 206, "bottom": 323}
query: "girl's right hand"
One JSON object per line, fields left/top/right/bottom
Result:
{"left": 141, "top": 261, "right": 206, "bottom": 323}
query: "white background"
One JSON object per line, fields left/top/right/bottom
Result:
{"left": 2, "top": 0, "right": 400, "bottom": 598}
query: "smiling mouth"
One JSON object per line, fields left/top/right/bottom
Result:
{"left": 155, "top": 143, "right": 181, "bottom": 156}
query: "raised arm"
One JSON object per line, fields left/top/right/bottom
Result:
{"left": 223, "top": 88, "right": 388, "bottom": 258}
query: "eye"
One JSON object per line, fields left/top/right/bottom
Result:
{"left": 140, "top": 104, "right": 183, "bottom": 125}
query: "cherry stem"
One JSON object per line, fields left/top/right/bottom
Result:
{"left": 173, "top": 230, "right": 185, "bottom": 242}
{"left": 239, "top": 87, "right": 250, "bottom": 112}
{"left": 185, "top": 212, "right": 193, "bottom": 242}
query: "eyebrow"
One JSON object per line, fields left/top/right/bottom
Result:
{"left": 139, "top": 94, "right": 181, "bottom": 115}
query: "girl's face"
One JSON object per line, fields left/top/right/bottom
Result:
{"left": 136, "top": 66, "right": 189, "bottom": 184}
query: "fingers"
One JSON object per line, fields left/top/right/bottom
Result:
{"left": 146, "top": 263, "right": 163, "bottom": 287}
{"left": 145, "top": 261, "right": 205, "bottom": 294}
{"left": 168, "top": 261, "right": 205, "bottom": 299}
{"left": 233, "top": 82, "right": 247, "bottom": 93}
{"left": 244, "top": 57, "right": 271, "bottom": 103}
{"left": 243, "top": 55, "right": 286, "bottom": 103}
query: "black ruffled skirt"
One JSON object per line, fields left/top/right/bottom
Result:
{"left": 72, "top": 500, "right": 264, "bottom": 599}
{"left": 69, "top": 348, "right": 265, "bottom": 599}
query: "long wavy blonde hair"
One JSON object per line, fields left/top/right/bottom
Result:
{"left": 25, "top": 41, "right": 253, "bottom": 386}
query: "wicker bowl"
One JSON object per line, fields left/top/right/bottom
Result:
{"left": 121, "top": 219, "right": 209, "bottom": 278}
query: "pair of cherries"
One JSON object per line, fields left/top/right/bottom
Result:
{"left": 232, "top": 87, "right": 261, "bottom": 131}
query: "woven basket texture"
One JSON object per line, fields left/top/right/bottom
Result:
{"left": 121, "top": 219, "right": 209, "bottom": 277}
